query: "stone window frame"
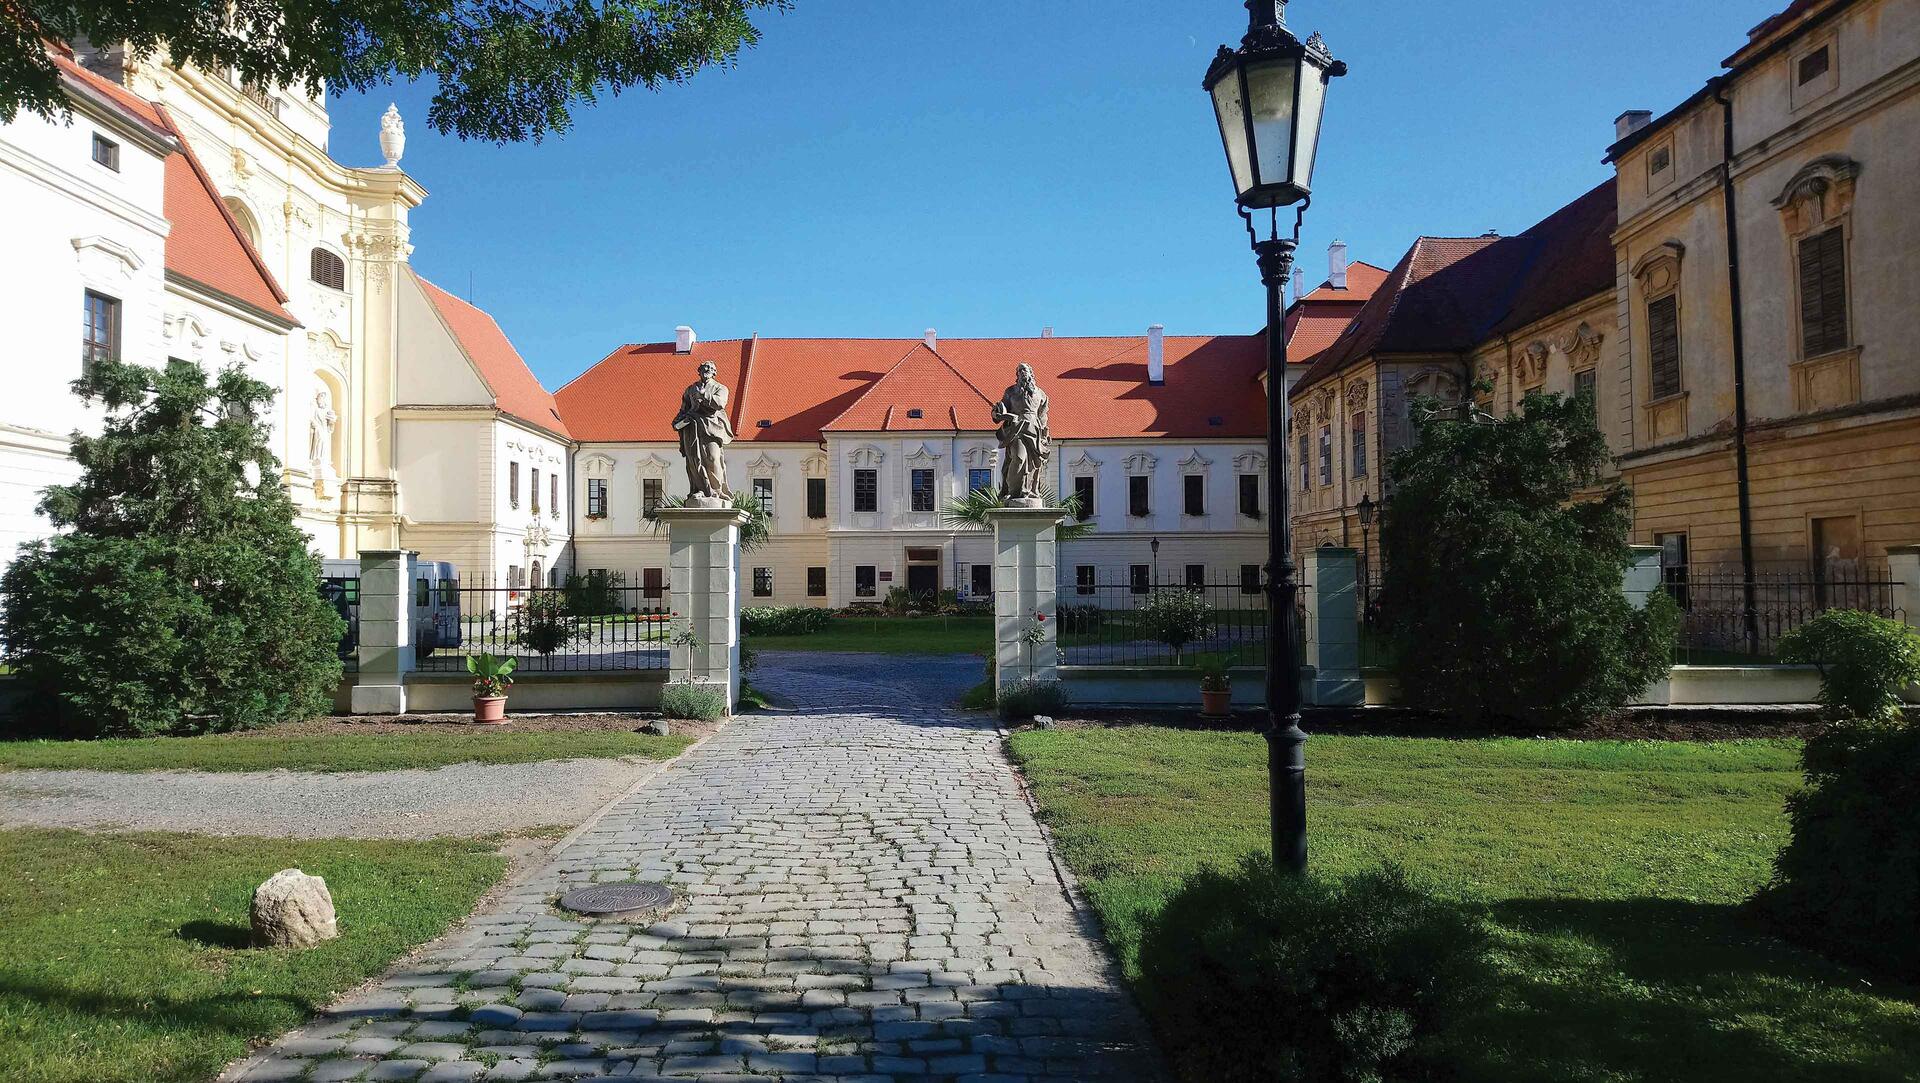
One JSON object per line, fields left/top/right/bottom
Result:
{"left": 1631, "top": 241, "right": 1689, "bottom": 443}
{"left": 1233, "top": 451, "right": 1267, "bottom": 520}
{"left": 1790, "top": 31, "right": 1839, "bottom": 112}
{"left": 1177, "top": 450, "right": 1212, "bottom": 519}
{"left": 1646, "top": 135, "right": 1676, "bottom": 192}
{"left": 1773, "top": 156, "right": 1862, "bottom": 412}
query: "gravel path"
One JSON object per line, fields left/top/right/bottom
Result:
{"left": 0, "top": 757, "right": 656, "bottom": 838}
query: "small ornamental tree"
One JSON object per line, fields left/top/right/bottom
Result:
{"left": 0, "top": 357, "right": 343, "bottom": 737}
{"left": 1378, "top": 389, "right": 1677, "bottom": 727}
{"left": 1778, "top": 609, "right": 1920, "bottom": 721}
{"left": 1136, "top": 587, "right": 1214, "bottom": 665}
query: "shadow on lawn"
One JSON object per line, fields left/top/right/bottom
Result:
{"left": 1455, "top": 896, "right": 1920, "bottom": 1083}
{"left": 176, "top": 919, "right": 252, "bottom": 948}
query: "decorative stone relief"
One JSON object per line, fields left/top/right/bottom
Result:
{"left": 963, "top": 445, "right": 1000, "bottom": 469}
{"left": 1177, "top": 450, "right": 1214, "bottom": 473}
{"left": 1631, "top": 241, "right": 1685, "bottom": 295}
{"left": 165, "top": 312, "right": 213, "bottom": 362}
{"left": 71, "top": 235, "right": 143, "bottom": 279}
{"left": 903, "top": 443, "right": 941, "bottom": 466}
{"left": 1313, "top": 387, "right": 1337, "bottom": 423}
{"left": 1343, "top": 380, "right": 1369, "bottom": 413}
{"left": 848, "top": 444, "right": 885, "bottom": 467}
{"left": 581, "top": 453, "right": 616, "bottom": 477}
{"left": 1557, "top": 322, "right": 1605, "bottom": 371}
{"left": 1066, "top": 450, "right": 1102, "bottom": 473}
{"left": 1232, "top": 451, "right": 1268, "bottom": 473}
{"left": 307, "top": 330, "right": 350, "bottom": 374}
{"left": 1123, "top": 451, "right": 1158, "bottom": 472}
{"left": 747, "top": 452, "right": 781, "bottom": 475}
{"left": 636, "top": 453, "right": 671, "bottom": 477}
{"left": 1518, "top": 340, "right": 1550, "bottom": 386}
{"left": 1773, "top": 155, "right": 1860, "bottom": 235}
{"left": 802, "top": 453, "right": 828, "bottom": 478}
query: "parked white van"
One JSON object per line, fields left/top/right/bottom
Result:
{"left": 320, "top": 558, "right": 462, "bottom": 657}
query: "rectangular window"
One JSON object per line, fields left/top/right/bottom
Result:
{"left": 1239, "top": 473, "right": 1261, "bottom": 519}
{"left": 642, "top": 477, "right": 663, "bottom": 518}
{"left": 1351, "top": 412, "right": 1368, "bottom": 477}
{"left": 1076, "top": 564, "right": 1096, "bottom": 596}
{"left": 530, "top": 468, "right": 541, "bottom": 515}
{"left": 1240, "top": 564, "right": 1263, "bottom": 595}
{"left": 1799, "top": 44, "right": 1831, "bottom": 86}
{"left": 1183, "top": 475, "right": 1205, "bottom": 517}
{"left": 82, "top": 290, "right": 119, "bottom": 376}
{"left": 1798, "top": 226, "right": 1849, "bottom": 358}
{"left": 642, "top": 567, "right": 664, "bottom": 600}
{"left": 752, "top": 476, "right": 775, "bottom": 516}
{"left": 1128, "top": 475, "right": 1150, "bottom": 517}
{"left": 1647, "top": 294, "right": 1682, "bottom": 400}
{"left": 1318, "top": 426, "right": 1333, "bottom": 486}
{"left": 854, "top": 468, "right": 878, "bottom": 513}
{"left": 1074, "top": 475, "right": 1096, "bottom": 520}
{"left": 1184, "top": 563, "right": 1206, "bottom": 588}
{"left": 586, "top": 478, "right": 607, "bottom": 518}
{"left": 507, "top": 564, "right": 523, "bottom": 589}
{"left": 968, "top": 468, "right": 994, "bottom": 494}
{"left": 550, "top": 473, "right": 559, "bottom": 515}
{"left": 854, "top": 565, "right": 877, "bottom": 597}
{"left": 910, "top": 468, "right": 936, "bottom": 512}
{"left": 1649, "top": 144, "right": 1671, "bottom": 179}
{"left": 753, "top": 567, "right": 773, "bottom": 597}
{"left": 1574, "top": 368, "right": 1597, "bottom": 415}
{"left": 807, "top": 566, "right": 827, "bottom": 597}
{"left": 1656, "top": 532, "right": 1689, "bottom": 610}
{"left": 509, "top": 462, "right": 520, "bottom": 507}
{"left": 1130, "top": 564, "right": 1151, "bottom": 595}
{"left": 970, "top": 563, "right": 992, "bottom": 597}
{"left": 91, "top": 133, "right": 119, "bottom": 171}
{"left": 806, "top": 477, "right": 827, "bottom": 519}
{"left": 1298, "top": 433, "right": 1310, "bottom": 489}
{"left": 415, "top": 578, "right": 429, "bottom": 606}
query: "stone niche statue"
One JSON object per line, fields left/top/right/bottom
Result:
{"left": 308, "top": 386, "right": 337, "bottom": 496}
{"left": 672, "top": 360, "right": 735, "bottom": 505}
{"left": 993, "top": 363, "right": 1051, "bottom": 506}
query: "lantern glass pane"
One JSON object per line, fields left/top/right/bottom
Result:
{"left": 1210, "top": 72, "right": 1253, "bottom": 199}
{"left": 1291, "top": 64, "right": 1328, "bottom": 192}
{"left": 1245, "top": 57, "right": 1300, "bottom": 192}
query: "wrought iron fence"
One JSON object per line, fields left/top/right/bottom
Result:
{"left": 1057, "top": 575, "right": 1294, "bottom": 669}
{"left": 320, "top": 575, "right": 359, "bottom": 672}
{"left": 1663, "top": 560, "right": 1906, "bottom": 662}
{"left": 414, "top": 578, "right": 671, "bottom": 672}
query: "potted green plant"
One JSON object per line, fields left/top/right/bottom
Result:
{"left": 1197, "top": 657, "right": 1232, "bottom": 718}
{"left": 466, "top": 652, "right": 516, "bottom": 723}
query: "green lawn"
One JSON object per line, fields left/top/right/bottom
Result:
{"left": 1009, "top": 728, "right": 1920, "bottom": 1082}
{"left": 0, "top": 829, "right": 506, "bottom": 1083}
{"left": 747, "top": 613, "right": 992, "bottom": 654}
{"left": 0, "top": 729, "right": 690, "bottom": 773}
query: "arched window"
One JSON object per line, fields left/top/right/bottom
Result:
{"left": 309, "top": 247, "right": 346, "bottom": 291}
{"left": 223, "top": 197, "right": 259, "bottom": 248}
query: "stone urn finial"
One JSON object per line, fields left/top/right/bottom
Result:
{"left": 379, "top": 103, "right": 405, "bottom": 168}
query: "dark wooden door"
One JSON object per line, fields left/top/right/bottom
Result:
{"left": 906, "top": 565, "right": 938, "bottom": 599}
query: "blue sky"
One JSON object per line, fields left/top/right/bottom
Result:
{"left": 329, "top": 0, "right": 1783, "bottom": 389}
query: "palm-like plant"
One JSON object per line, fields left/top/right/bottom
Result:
{"left": 650, "top": 489, "right": 772, "bottom": 551}
{"left": 942, "top": 485, "right": 1094, "bottom": 542}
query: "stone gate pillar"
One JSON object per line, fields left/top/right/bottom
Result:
{"left": 986, "top": 506, "right": 1065, "bottom": 694}
{"left": 658, "top": 505, "right": 749, "bottom": 710}
{"left": 1887, "top": 544, "right": 1920, "bottom": 631}
{"left": 1301, "top": 547, "right": 1362, "bottom": 707}
{"left": 351, "top": 549, "right": 415, "bottom": 714}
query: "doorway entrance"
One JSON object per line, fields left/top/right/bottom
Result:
{"left": 905, "top": 547, "right": 941, "bottom": 600}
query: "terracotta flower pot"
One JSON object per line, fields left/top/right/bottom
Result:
{"left": 473, "top": 695, "right": 507, "bottom": 724}
{"left": 1201, "top": 688, "right": 1232, "bottom": 718}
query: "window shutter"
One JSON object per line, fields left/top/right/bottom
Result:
{"left": 1798, "top": 228, "right": 1848, "bottom": 358}
{"left": 1647, "top": 295, "right": 1681, "bottom": 400}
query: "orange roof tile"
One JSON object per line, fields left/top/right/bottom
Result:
{"left": 155, "top": 105, "right": 294, "bottom": 323}
{"left": 414, "top": 272, "right": 571, "bottom": 439}
{"left": 558, "top": 334, "right": 1270, "bottom": 444}
{"left": 823, "top": 345, "right": 997, "bottom": 432}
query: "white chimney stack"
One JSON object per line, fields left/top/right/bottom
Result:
{"left": 1041, "top": 326, "right": 1053, "bottom": 338}
{"left": 674, "top": 325, "right": 696, "bottom": 354}
{"left": 924, "top": 328, "right": 937, "bottom": 350}
{"left": 1292, "top": 267, "right": 1307, "bottom": 302}
{"left": 1615, "top": 110, "right": 1653, "bottom": 141}
{"left": 1329, "top": 240, "right": 1349, "bottom": 290}
{"left": 1147, "top": 324, "right": 1166, "bottom": 385}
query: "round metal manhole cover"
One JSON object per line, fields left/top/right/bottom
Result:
{"left": 558, "top": 881, "right": 675, "bottom": 918}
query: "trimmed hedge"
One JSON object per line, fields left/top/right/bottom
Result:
{"left": 740, "top": 606, "right": 835, "bottom": 637}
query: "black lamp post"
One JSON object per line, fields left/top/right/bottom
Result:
{"left": 1151, "top": 536, "right": 1161, "bottom": 584}
{"left": 1204, "top": 0, "right": 1344, "bottom": 874}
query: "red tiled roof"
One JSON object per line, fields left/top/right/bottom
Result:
{"left": 1293, "top": 179, "right": 1617, "bottom": 393}
{"left": 1281, "top": 260, "right": 1388, "bottom": 365}
{"left": 1296, "top": 260, "right": 1391, "bottom": 304}
{"left": 156, "top": 105, "right": 294, "bottom": 323}
{"left": 558, "top": 334, "right": 1270, "bottom": 444}
{"left": 822, "top": 344, "right": 996, "bottom": 432}
{"left": 413, "top": 272, "right": 571, "bottom": 439}
{"left": 51, "top": 55, "right": 293, "bottom": 324}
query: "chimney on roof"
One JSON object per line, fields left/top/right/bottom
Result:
{"left": 674, "top": 325, "right": 696, "bottom": 354}
{"left": 1615, "top": 110, "right": 1653, "bottom": 141}
{"left": 1329, "top": 240, "right": 1349, "bottom": 290}
{"left": 1147, "top": 324, "right": 1166, "bottom": 386}
{"left": 924, "top": 328, "right": 937, "bottom": 350}
{"left": 1292, "top": 267, "right": 1306, "bottom": 302}
{"left": 1041, "top": 326, "right": 1053, "bottom": 338}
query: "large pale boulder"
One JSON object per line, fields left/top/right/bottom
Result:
{"left": 250, "top": 868, "right": 338, "bottom": 948}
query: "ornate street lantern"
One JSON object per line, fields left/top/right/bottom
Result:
{"left": 1204, "top": 1, "right": 1347, "bottom": 209}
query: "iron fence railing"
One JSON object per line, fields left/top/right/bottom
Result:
{"left": 1662, "top": 560, "right": 1906, "bottom": 662}
{"left": 320, "top": 575, "right": 360, "bottom": 672}
{"left": 415, "top": 580, "right": 670, "bottom": 672}
{"left": 1058, "top": 576, "right": 1296, "bottom": 669}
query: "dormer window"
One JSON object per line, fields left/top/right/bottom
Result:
{"left": 756, "top": 419, "right": 771, "bottom": 429}
{"left": 309, "top": 248, "right": 346, "bottom": 291}
{"left": 906, "top": 408, "right": 924, "bottom": 419}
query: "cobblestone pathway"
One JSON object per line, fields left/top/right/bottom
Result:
{"left": 230, "top": 676, "right": 1156, "bottom": 1081}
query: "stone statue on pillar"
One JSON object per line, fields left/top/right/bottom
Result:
{"left": 672, "top": 360, "right": 735, "bottom": 506}
{"left": 993, "top": 363, "right": 1051, "bottom": 507}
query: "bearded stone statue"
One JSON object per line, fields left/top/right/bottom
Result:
{"left": 992, "top": 363, "right": 1051, "bottom": 506}
{"left": 672, "top": 361, "right": 735, "bottom": 505}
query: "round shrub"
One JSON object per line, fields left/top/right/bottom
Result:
{"left": 1759, "top": 720, "right": 1920, "bottom": 980}
{"left": 997, "top": 678, "right": 1068, "bottom": 722}
{"left": 1779, "top": 609, "right": 1920, "bottom": 721}
{"left": 1135, "top": 588, "right": 1213, "bottom": 662}
{"left": 1138, "top": 857, "right": 1488, "bottom": 1083}
{"left": 660, "top": 680, "right": 728, "bottom": 722}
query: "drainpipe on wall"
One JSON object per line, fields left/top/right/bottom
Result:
{"left": 1714, "top": 77, "right": 1762, "bottom": 654}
